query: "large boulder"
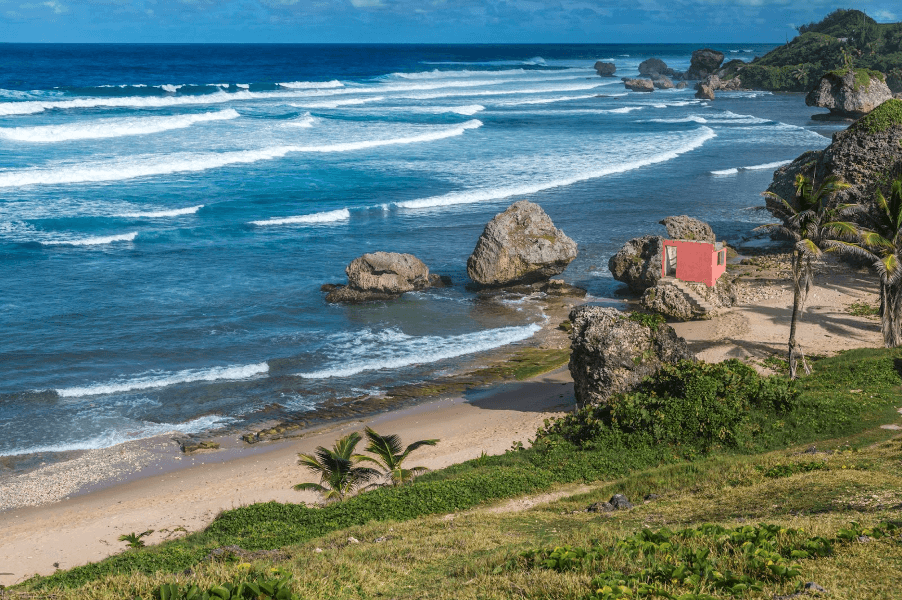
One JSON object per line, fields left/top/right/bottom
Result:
{"left": 594, "top": 61, "right": 616, "bottom": 77}
{"left": 467, "top": 200, "right": 577, "bottom": 287}
{"left": 659, "top": 215, "right": 715, "bottom": 242}
{"left": 695, "top": 83, "right": 715, "bottom": 100}
{"left": 325, "top": 252, "right": 441, "bottom": 303}
{"left": 805, "top": 69, "right": 893, "bottom": 118}
{"left": 765, "top": 99, "right": 902, "bottom": 212}
{"left": 568, "top": 306, "right": 694, "bottom": 406}
{"left": 623, "top": 78, "right": 655, "bottom": 93}
{"left": 639, "top": 58, "right": 677, "bottom": 77}
{"left": 640, "top": 276, "right": 736, "bottom": 320}
{"left": 685, "top": 48, "right": 725, "bottom": 80}
{"left": 652, "top": 75, "right": 675, "bottom": 90}
{"left": 608, "top": 235, "right": 665, "bottom": 294}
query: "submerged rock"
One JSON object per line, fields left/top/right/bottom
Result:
{"left": 608, "top": 235, "right": 665, "bottom": 293}
{"left": 806, "top": 69, "right": 893, "bottom": 118}
{"left": 325, "top": 252, "right": 441, "bottom": 302}
{"left": 467, "top": 200, "right": 577, "bottom": 287}
{"left": 594, "top": 61, "right": 616, "bottom": 77}
{"left": 568, "top": 306, "right": 694, "bottom": 406}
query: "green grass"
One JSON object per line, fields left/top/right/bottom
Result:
{"left": 851, "top": 98, "right": 902, "bottom": 134}
{"left": 846, "top": 301, "right": 880, "bottom": 318}
{"left": 9, "top": 349, "right": 902, "bottom": 599}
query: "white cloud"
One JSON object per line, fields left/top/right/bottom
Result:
{"left": 351, "top": 0, "right": 383, "bottom": 6}
{"left": 872, "top": 9, "right": 897, "bottom": 22}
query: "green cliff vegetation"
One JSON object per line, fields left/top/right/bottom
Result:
{"left": 9, "top": 347, "right": 902, "bottom": 599}
{"left": 728, "top": 9, "right": 902, "bottom": 92}
{"left": 850, "top": 97, "right": 902, "bottom": 133}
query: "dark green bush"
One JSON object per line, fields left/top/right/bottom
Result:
{"left": 537, "top": 360, "right": 798, "bottom": 456}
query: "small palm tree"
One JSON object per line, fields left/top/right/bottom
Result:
{"left": 118, "top": 530, "right": 153, "bottom": 549}
{"left": 293, "top": 432, "right": 381, "bottom": 501}
{"left": 860, "top": 178, "right": 902, "bottom": 347}
{"left": 362, "top": 426, "right": 438, "bottom": 487}
{"left": 759, "top": 173, "right": 868, "bottom": 378}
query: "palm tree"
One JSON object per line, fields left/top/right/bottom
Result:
{"left": 759, "top": 173, "right": 868, "bottom": 378}
{"left": 860, "top": 178, "right": 902, "bottom": 347}
{"left": 293, "top": 432, "right": 381, "bottom": 501}
{"left": 362, "top": 426, "right": 439, "bottom": 487}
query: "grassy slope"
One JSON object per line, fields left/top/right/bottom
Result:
{"left": 732, "top": 9, "right": 902, "bottom": 91}
{"left": 5, "top": 348, "right": 902, "bottom": 599}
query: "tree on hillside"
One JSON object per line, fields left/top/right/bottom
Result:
{"left": 759, "top": 173, "right": 869, "bottom": 378}
{"left": 362, "top": 426, "right": 439, "bottom": 487}
{"left": 860, "top": 178, "right": 902, "bottom": 347}
{"left": 293, "top": 432, "right": 381, "bottom": 501}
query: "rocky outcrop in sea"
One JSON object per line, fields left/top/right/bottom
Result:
{"left": 568, "top": 306, "right": 694, "bottom": 406}
{"left": 467, "top": 200, "right": 578, "bottom": 287}
{"left": 639, "top": 58, "right": 679, "bottom": 78}
{"left": 685, "top": 48, "right": 725, "bottom": 80}
{"left": 324, "top": 252, "right": 447, "bottom": 302}
{"left": 623, "top": 78, "right": 654, "bottom": 93}
{"left": 805, "top": 69, "right": 893, "bottom": 119}
{"left": 594, "top": 61, "right": 616, "bottom": 77}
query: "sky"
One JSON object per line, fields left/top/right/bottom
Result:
{"left": 1, "top": 1, "right": 899, "bottom": 43}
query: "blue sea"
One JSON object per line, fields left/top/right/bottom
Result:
{"left": 0, "top": 44, "right": 840, "bottom": 461}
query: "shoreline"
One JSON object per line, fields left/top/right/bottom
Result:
{"left": 0, "top": 244, "right": 886, "bottom": 586}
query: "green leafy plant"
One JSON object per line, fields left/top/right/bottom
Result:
{"left": 118, "top": 530, "right": 153, "bottom": 549}
{"left": 628, "top": 311, "right": 666, "bottom": 331}
{"left": 361, "top": 426, "right": 438, "bottom": 487}
{"left": 859, "top": 177, "right": 902, "bottom": 347}
{"left": 293, "top": 431, "right": 381, "bottom": 501}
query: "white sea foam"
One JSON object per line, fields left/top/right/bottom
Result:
{"left": 0, "top": 120, "right": 482, "bottom": 188}
{"left": 395, "top": 126, "right": 716, "bottom": 210}
{"left": 286, "top": 112, "right": 316, "bottom": 128}
{"left": 0, "top": 109, "right": 240, "bottom": 143}
{"left": 0, "top": 414, "right": 236, "bottom": 457}
{"left": 236, "top": 83, "right": 249, "bottom": 89}
{"left": 298, "top": 323, "right": 541, "bottom": 379}
{"left": 293, "top": 96, "right": 385, "bottom": 109}
{"left": 645, "top": 116, "right": 708, "bottom": 124}
{"left": 251, "top": 208, "right": 350, "bottom": 226}
{"left": 400, "top": 82, "right": 605, "bottom": 101}
{"left": 603, "top": 106, "right": 644, "bottom": 114}
{"left": 116, "top": 205, "right": 203, "bottom": 218}
{"left": 56, "top": 362, "right": 269, "bottom": 397}
{"left": 160, "top": 84, "right": 181, "bottom": 93}
{"left": 41, "top": 232, "right": 138, "bottom": 246}
{"left": 710, "top": 159, "right": 792, "bottom": 176}
{"left": 278, "top": 80, "right": 344, "bottom": 89}
{"left": 498, "top": 93, "right": 600, "bottom": 106}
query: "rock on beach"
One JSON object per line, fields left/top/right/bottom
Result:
{"left": 467, "top": 200, "right": 577, "bottom": 287}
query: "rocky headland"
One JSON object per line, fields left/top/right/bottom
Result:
{"left": 806, "top": 68, "right": 894, "bottom": 119}
{"left": 766, "top": 98, "right": 902, "bottom": 211}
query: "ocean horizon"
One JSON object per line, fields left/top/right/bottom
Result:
{"left": 0, "top": 43, "right": 840, "bottom": 464}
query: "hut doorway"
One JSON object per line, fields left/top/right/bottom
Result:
{"left": 665, "top": 245, "right": 677, "bottom": 276}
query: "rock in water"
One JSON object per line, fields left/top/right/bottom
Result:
{"left": 594, "top": 61, "right": 616, "bottom": 77}
{"left": 695, "top": 82, "right": 715, "bottom": 100}
{"left": 685, "top": 48, "right": 725, "bottom": 80}
{"left": 806, "top": 69, "right": 893, "bottom": 118}
{"left": 659, "top": 215, "right": 715, "bottom": 242}
{"left": 652, "top": 75, "right": 675, "bottom": 90}
{"left": 638, "top": 58, "right": 674, "bottom": 77}
{"left": 326, "top": 252, "right": 434, "bottom": 302}
{"left": 608, "top": 235, "right": 665, "bottom": 293}
{"left": 568, "top": 306, "right": 694, "bottom": 406}
{"left": 623, "top": 78, "right": 655, "bottom": 92}
{"left": 467, "top": 200, "right": 577, "bottom": 287}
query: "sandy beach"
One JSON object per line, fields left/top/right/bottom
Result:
{"left": 0, "top": 248, "right": 886, "bottom": 587}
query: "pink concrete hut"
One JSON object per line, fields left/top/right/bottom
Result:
{"left": 661, "top": 238, "right": 726, "bottom": 288}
